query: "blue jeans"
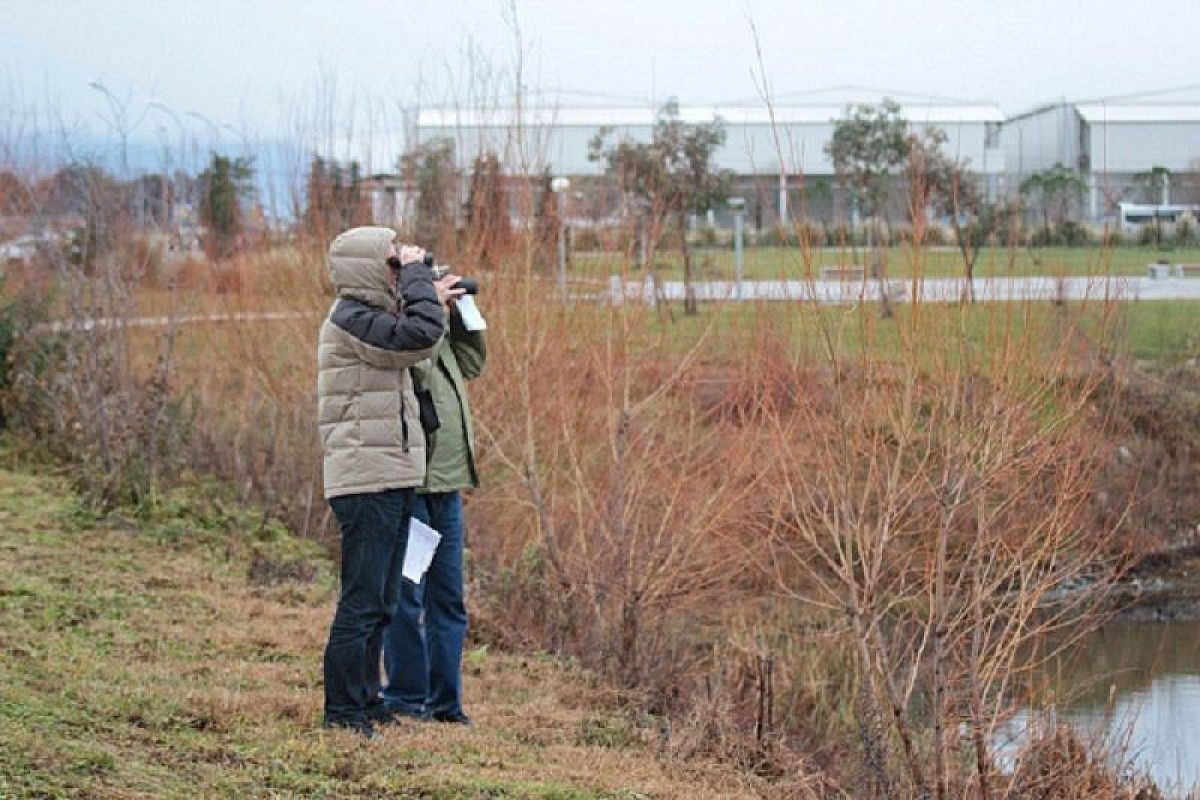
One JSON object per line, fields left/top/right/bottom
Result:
{"left": 381, "top": 491, "right": 467, "bottom": 717}
{"left": 322, "top": 488, "right": 414, "bottom": 726}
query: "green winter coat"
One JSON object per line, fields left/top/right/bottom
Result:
{"left": 414, "top": 307, "right": 486, "bottom": 493}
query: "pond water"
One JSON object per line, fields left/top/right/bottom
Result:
{"left": 999, "top": 621, "right": 1200, "bottom": 796}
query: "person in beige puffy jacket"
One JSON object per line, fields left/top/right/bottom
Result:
{"left": 316, "top": 226, "right": 464, "bottom": 737}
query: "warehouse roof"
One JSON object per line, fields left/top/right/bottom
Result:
{"left": 1075, "top": 103, "right": 1200, "bottom": 123}
{"left": 418, "top": 103, "right": 1004, "bottom": 129}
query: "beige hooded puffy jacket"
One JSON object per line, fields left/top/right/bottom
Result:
{"left": 316, "top": 227, "right": 445, "bottom": 499}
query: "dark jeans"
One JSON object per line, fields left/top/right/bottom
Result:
{"left": 322, "top": 488, "right": 414, "bottom": 726}
{"left": 382, "top": 491, "right": 467, "bottom": 717}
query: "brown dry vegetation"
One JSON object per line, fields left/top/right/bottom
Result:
{"left": 5, "top": 235, "right": 1189, "bottom": 797}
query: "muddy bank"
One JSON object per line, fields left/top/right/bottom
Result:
{"left": 1101, "top": 360, "right": 1199, "bottom": 531}
{"left": 1112, "top": 543, "right": 1200, "bottom": 621}
{"left": 1088, "top": 358, "right": 1200, "bottom": 620}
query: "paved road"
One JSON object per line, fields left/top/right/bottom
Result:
{"left": 39, "top": 309, "right": 318, "bottom": 334}
{"left": 602, "top": 275, "right": 1200, "bottom": 304}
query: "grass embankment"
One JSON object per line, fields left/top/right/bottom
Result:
{"left": 0, "top": 462, "right": 765, "bottom": 799}
{"left": 574, "top": 245, "right": 1200, "bottom": 281}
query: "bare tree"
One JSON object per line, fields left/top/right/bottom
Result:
{"left": 589, "top": 101, "right": 732, "bottom": 315}
{"left": 909, "top": 127, "right": 1006, "bottom": 302}
{"left": 827, "top": 100, "right": 910, "bottom": 316}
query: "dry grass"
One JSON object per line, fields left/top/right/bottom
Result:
{"left": 0, "top": 457, "right": 829, "bottom": 799}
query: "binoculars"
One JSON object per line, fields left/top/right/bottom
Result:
{"left": 425, "top": 252, "right": 479, "bottom": 295}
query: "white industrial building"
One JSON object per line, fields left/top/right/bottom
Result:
{"left": 413, "top": 96, "right": 1005, "bottom": 228}
{"left": 1003, "top": 96, "right": 1200, "bottom": 221}
{"left": 370, "top": 88, "right": 1200, "bottom": 230}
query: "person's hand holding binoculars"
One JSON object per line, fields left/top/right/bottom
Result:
{"left": 434, "top": 272, "right": 467, "bottom": 306}
{"left": 391, "top": 243, "right": 471, "bottom": 305}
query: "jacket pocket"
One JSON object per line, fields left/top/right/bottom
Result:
{"left": 399, "top": 402, "right": 411, "bottom": 453}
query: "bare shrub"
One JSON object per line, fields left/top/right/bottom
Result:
{"left": 1008, "top": 723, "right": 1162, "bottom": 800}
{"left": 2, "top": 161, "right": 190, "bottom": 507}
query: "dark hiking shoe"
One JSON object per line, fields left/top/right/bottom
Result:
{"left": 431, "top": 710, "right": 471, "bottom": 725}
{"left": 369, "top": 704, "right": 427, "bottom": 726}
{"left": 366, "top": 704, "right": 397, "bottom": 725}
{"left": 323, "top": 717, "right": 378, "bottom": 739}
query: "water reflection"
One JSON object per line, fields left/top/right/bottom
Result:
{"left": 1005, "top": 621, "right": 1200, "bottom": 796}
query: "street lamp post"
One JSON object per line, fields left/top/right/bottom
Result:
{"left": 220, "top": 122, "right": 250, "bottom": 155}
{"left": 87, "top": 78, "right": 134, "bottom": 176}
{"left": 551, "top": 176, "right": 570, "bottom": 299}
{"left": 147, "top": 100, "right": 187, "bottom": 167}
{"left": 89, "top": 78, "right": 158, "bottom": 229}
{"left": 187, "top": 110, "right": 223, "bottom": 155}
{"left": 146, "top": 100, "right": 185, "bottom": 139}
{"left": 729, "top": 197, "right": 746, "bottom": 300}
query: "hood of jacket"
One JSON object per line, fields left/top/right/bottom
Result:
{"left": 327, "top": 226, "right": 397, "bottom": 310}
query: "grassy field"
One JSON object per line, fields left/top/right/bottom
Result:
{"left": 572, "top": 244, "right": 1200, "bottom": 281}
{"left": 1119, "top": 300, "right": 1200, "bottom": 361}
{"left": 0, "top": 460, "right": 775, "bottom": 799}
{"left": 613, "top": 295, "right": 1199, "bottom": 367}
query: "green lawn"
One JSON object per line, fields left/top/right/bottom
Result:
{"left": 572, "top": 245, "right": 1200, "bottom": 281}
{"left": 1120, "top": 300, "right": 1200, "bottom": 362}
{"left": 611, "top": 295, "right": 1198, "bottom": 367}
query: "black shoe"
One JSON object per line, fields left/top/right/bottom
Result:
{"left": 323, "top": 717, "right": 378, "bottom": 739}
{"left": 366, "top": 704, "right": 399, "bottom": 725}
{"left": 431, "top": 710, "right": 471, "bottom": 725}
{"left": 370, "top": 703, "right": 428, "bottom": 726}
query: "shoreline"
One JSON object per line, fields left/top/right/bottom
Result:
{"left": 1112, "top": 542, "right": 1200, "bottom": 622}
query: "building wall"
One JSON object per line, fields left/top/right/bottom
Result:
{"left": 418, "top": 117, "right": 1003, "bottom": 179}
{"left": 1003, "top": 103, "right": 1200, "bottom": 220}
{"left": 414, "top": 104, "right": 1007, "bottom": 230}
{"left": 1085, "top": 122, "right": 1200, "bottom": 174}
{"left": 1002, "top": 103, "right": 1083, "bottom": 191}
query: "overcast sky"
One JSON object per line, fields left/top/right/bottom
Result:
{"left": 5, "top": 0, "right": 1200, "bottom": 148}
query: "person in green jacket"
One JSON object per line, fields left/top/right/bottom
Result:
{"left": 381, "top": 297, "right": 485, "bottom": 724}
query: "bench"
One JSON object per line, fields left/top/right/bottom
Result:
{"left": 1147, "top": 263, "right": 1172, "bottom": 279}
{"left": 1175, "top": 263, "right": 1200, "bottom": 278}
{"left": 820, "top": 265, "right": 866, "bottom": 281}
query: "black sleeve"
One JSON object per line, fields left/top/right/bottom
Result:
{"left": 331, "top": 262, "right": 445, "bottom": 351}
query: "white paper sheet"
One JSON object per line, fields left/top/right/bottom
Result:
{"left": 402, "top": 517, "right": 441, "bottom": 583}
{"left": 455, "top": 295, "right": 487, "bottom": 331}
